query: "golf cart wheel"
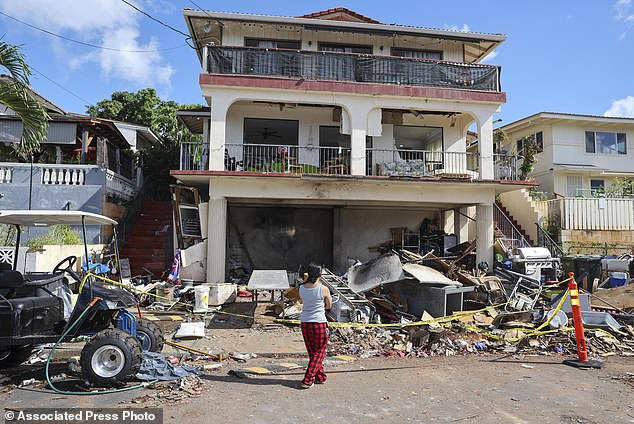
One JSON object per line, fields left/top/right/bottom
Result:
{"left": 0, "top": 345, "right": 33, "bottom": 368}
{"left": 80, "top": 329, "right": 142, "bottom": 387}
{"left": 136, "top": 318, "right": 164, "bottom": 352}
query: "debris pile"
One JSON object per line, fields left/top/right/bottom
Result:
{"left": 129, "top": 376, "right": 205, "bottom": 405}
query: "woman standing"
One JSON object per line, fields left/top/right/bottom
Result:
{"left": 299, "top": 263, "right": 332, "bottom": 389}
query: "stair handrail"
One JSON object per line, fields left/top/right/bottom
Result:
{"left": 535, "top": 222, "right": 564, "bottom": 257}
{"left": 493, "top": 203, "right": 530, "bottom": 249}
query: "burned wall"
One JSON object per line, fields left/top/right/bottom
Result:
{"left": 228, "top": 205, "right": 333, "bottom": 276}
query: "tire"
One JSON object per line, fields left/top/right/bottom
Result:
{"left": 0, "top": 345, "right": 33, "bottom": 368}
{"left": 80, "top": 329, "right": 142, "bottom": 387}
{"left": 136, "top": 318, "right": 164, "bottom": 352}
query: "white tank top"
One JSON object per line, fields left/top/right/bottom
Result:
{"left": 299, "top": 284, "right": 327, "bottom": 323}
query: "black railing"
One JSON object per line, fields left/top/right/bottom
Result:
{"left": 535, "top": 223, "right": 564, "bottom": 258}
{"left": 206, "top": 45, "right": 501, "bottom": 92}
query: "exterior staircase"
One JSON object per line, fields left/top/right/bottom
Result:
{"left": 120, "top": 200, "right": 173, "bottom": 277}
{"left": 495, "top": 202, "right": 535, "bottom": 246}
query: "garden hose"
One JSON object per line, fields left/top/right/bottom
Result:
{"left": 44, "top": 297, "right": 151, "bottom": 395}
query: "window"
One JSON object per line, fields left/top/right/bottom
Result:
{"left": 585, "top": 131, "right": 627, "bottom": 155}
{"left": 516, "top": 131, "right": 543, "bottom": 155}
{"left": 318, "top": 43, "right": 372, "bottom": 54}
{"left": 244, "top": 38, "right": 301, "bottom": 50}
{"left": 566, "top": 175, "right": 583, "bottom": 197}
{"left": 590, "top": 179, "right": 605, "bottom": 192}
{"left": 391, "top": 48, "right": 442, "bottom": 60}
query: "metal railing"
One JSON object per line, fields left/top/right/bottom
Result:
{"left": 535, "top": 223, "right": 563, "bottom": 257}
{"left": 494, "top": 203, "right": 530, "bottom": 250}
{"left": 225, "top": 143, "right": 351, "bottom": 175}
{"left": 367, "top": 148, "right": 479, "bottom": 177}
{"left": 180, "top": 142, "right": 209, "bottom": 171}
{"left": 205, "top": 45, "right": 501, "bottom": 92}
{"left": 493, "top": 154, "right": 523, "bottom": 180}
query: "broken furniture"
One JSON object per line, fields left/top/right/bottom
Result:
{"left": 247, "top": 270, "right": 290, "bottom": 302}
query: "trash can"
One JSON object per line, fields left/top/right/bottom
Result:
{"left": 573, "top": 256, "right": 602, "bottom": 292}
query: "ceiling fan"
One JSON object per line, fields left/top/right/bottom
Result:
{"left": 260, "top": 128, "right": 281, "bottom": 140}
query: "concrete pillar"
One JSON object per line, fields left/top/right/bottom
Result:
{"left": 477, "top": 114, "right": 494, "bottom": 180}
{"left": 476, "top": 203, "right": 494, "bottom": 270}
{"left": 209, "top": 97, "right": 233, "bottom": 171}
{"left": 454, "top": 207, "right": 469, "bottom": 243}
{"left": 206, "top": 196, "right": 227, "bottom": 283}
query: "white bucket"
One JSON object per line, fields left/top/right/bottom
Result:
{"left": 193, "top": 285, "right": 211, "bottom": 311}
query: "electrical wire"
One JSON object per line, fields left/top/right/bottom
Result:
{"left": 0, "top": 11, "right": 187, "bottom": 53}
{"left": 30, "top": 66, "right": 91, "bottom": 105}
{"left": 120, "top": 0, "right": 191, "bottom": 38}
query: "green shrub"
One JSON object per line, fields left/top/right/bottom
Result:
{"left": 26, "top": 225, "right": 82, "bottom": 251}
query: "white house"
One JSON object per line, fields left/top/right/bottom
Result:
{"left": 499, "top": 112, "right": 634, "bottom": 252}
{"left": 172, "top": 7, "right": 533, "bottom": 282}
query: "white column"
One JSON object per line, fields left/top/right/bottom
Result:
{"left": 454, "top": 207, "right": 469, "bottom": 243}
{"left": 350, "top": 127, "right": 367, "bottom": 175}
{"left": 478, "top": 114, "right": 494, "bottom": 180}
{"left": 476, "top": 203, "right": 494, "bottom": 270}
{"left": 348, "top": 104, "right": 379, "bottom": 176}
{"left": 209, "top": 97, "right": 233, "bottom": 171}
{"left": 206, "top": 196, "right": 227, "bottom": 283}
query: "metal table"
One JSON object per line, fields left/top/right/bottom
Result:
{"left": 247, "top": 270, "right": 290, "bottom": 302}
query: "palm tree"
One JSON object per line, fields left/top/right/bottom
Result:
{"left": 0, "top": 41, "right": 48, "bottom": 158}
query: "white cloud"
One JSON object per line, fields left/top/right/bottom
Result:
{"left": 481, "top": 50, "right": 498, "bottom": 63}
{"left": 613, "top": 0, "right": 634, "bottom": 39}
{"left": 0, "top": 0, "right": 174, "bottom": 90}
{"left": 444, "top": 24, "right": 471, "bottom": 33}
{"left": 605, "top": 96, "right": 634, "bottom": 117}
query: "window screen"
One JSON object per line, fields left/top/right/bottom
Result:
{"left": 566, "top": 175, "right": 583, "bottom": 197}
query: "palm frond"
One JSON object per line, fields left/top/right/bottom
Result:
{"left": 0, "top": 41, "right": 31, "bottom": 86}
{"left": 0, "top": 80, "right": 48, "bottom": 157}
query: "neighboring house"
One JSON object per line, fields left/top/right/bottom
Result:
{"left": 499, "top": 112, "right": 634, "bottom": 253}
{"left": 172, "top": 7, "right": 533, "bottom": 282}
{"left": 0, "top": 76, "right": 159, "bottom": 242}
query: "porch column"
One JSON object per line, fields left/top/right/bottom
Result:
{"left": 476, "top": 203, "right": 494, "bottom": 270}
{"left": 209, "top": 97, "right": 233, "bottom": 171}
{"left": 206, "top": 196, "right": 227, "bottom": 283}
{"left": 347, "top": 103, "right": 378, "bottom": 176}
{"left": 453, "top": 207, "right": 469, "bottom": 244}
{"left": 477, "top": 114, "right": 494, "bottom": 180}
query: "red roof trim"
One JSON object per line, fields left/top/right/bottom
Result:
{"left": 298, "top": 7, "right": 382, "bottom": 24}
{"left": 199, "top": 74, "right": 506, "bottom": 103}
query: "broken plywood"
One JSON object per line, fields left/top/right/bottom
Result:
{"left": 402, "top": 263, "right": 461, "bottom": 286}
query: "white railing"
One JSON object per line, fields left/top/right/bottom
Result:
{"left": 180, "top": 142, "right": 209, "bottom": 171}
{"left": 493, "top": 154, "right": 523, "bottom": 180}
{"left": 493, "top": 203, "right": 530, "bottom": 250}
{"left": 0, "top": 166, "right": 12, "bottom": 183}
{"left": 225, "top": 143, "right": 351, "bottom": 175}
{"left": 105, "top": 169, "right": 135, "bottom": 200}
{"left": 41, "top": 165, "right": 92, "bottom": 185}
{"left": 367, "top": 148, "right": 479, "bottom": 178}
{"left": 536, "top": 198, "right": 634, "bottom": 231}
{"left": 0, "top": 247, "right": 15, "bottom": 268}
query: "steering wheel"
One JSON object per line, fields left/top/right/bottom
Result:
{"left": 53, "top": 255, "right": 77, "bottom": 275}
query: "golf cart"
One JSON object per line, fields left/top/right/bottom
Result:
{"left": 0, "top": 210, "right": 163, "bottom": 387}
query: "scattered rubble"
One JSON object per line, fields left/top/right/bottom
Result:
{"left": 129, "top": 376, "right": 206, "bottom": 406}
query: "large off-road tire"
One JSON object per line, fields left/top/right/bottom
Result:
{"left": 136, "top": 318, "right": 164, "bottom": 352}
{"left": 0, "top": 345, "right": 33, "bottom": 368}
{"left": 80, "top": 329, "right": 142, "bottom": 387}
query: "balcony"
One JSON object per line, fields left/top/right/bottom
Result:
{"left": 204, "top": 45, "right": 501, "bottom": 92}
{"left": 0, "top": 163, "right": 136, "bottom": 201}
{"left": 180, "top": 142, "right": 525, "bottom": 181}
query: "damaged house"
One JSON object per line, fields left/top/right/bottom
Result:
{"left": 171, "top": 7, "right": 535, "bottom": 283}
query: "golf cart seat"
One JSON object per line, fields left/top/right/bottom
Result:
{"left": 0, "top": 265, "right": 25, "bottom": 289}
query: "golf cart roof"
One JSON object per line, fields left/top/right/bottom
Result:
{"left": 0, "top": 210, "right": 118, "bottom": 226}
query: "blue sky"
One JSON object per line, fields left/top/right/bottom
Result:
{"left": 1, "top": 0, "right": 634, "bottom": 125}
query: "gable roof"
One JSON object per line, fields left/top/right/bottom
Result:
{"left": 298, "top": 7, "right": 382, "bottom": 24}
{"left": 0, "top": 74, "right": 66, "bottom": 115}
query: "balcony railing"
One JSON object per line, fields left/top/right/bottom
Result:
{"left": 367, "top": 148, "right": 479, "bottom": 178}
{"left": 180, "top": 142, "right": 209, "bottom": 171}
{"left": 205, "top": 45, "right": 501, "bottom": 92}
{"left": 494, "top": 154, "right": 522, "bottom": 181}
{"left": 225, "top": 143, "right": 351, "bottom": 175}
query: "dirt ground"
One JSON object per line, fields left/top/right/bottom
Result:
{"left": 2, "top": 352, "right": 633, "bottom": 424}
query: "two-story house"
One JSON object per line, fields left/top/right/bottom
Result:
{"left": 499, "top": 112, "right": 634, "bottom": 253}
{"left": 172, "top": 7, "right": 533, "bottom": 283}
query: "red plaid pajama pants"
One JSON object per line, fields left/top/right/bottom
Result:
{"left": 301, "top": 322, "right": 328, "bottom": 385}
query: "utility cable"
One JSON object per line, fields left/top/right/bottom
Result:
{"left": 0, "top": 11, "right": 186, "bottom": 53}
{"left": 30, "top": 66, "right": 91, "bottom": 105}
{"left": 120, "top": 0, "right": 191, "bottom": 38}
